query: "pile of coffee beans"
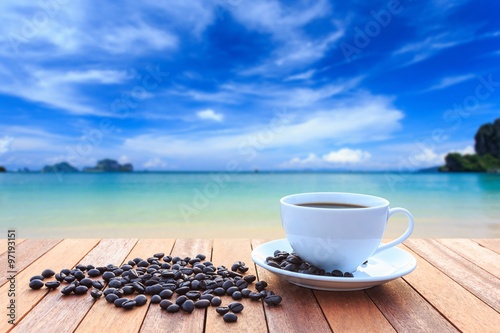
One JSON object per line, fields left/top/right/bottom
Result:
{"left": 266, "top": 249, "right": 364, "bottom": 277}
{"left": 28, "top": 253, "right": 282, "bottom": 324}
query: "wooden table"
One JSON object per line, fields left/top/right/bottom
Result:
{"left": 1, "top": 238, "right": 499, "bottom": 332}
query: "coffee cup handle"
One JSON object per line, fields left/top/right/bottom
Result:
{"left": 372, "top": 207, "right": 414, "bottom": 256}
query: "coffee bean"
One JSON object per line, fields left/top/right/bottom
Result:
{"left": 64, "top": 276, "right": 76, "bottom": 283}
{"left": 92, "top": 280, "right": 104, "bottom": 290}
{"left": 196, "top": 254, "right": 206, "bottom": 260}
{"left": 30, "top": 275, "right": 44, "bottom": 281}
{"left": 55, "top": 273, "right": 65, "bottom": 282}
{"left": 163, "top": 255, "right": 172, "bottom": 263}
{"left": 228, "top": 302, "right": 244, "bottom": 313}
{"left": 45, "top": 281, "right": 60, "bottom": 289}
{"left": 90, "top": 289, "right": 102, "bottom": 299}
{"left": 80, "top": 278, "right": 93, "bottom": 288}
{"left": 29, "top": 279, "right": 44, "bottom": 290}
{"left": 122, "top": 286, "right": 135, "bottom": 295}
{"left": 154, "top": 252, "right": 164, "bottom": 258}
{"left": 236, "top": 280, "right": 248, "bottom": 290}
{"left": 195, "top": 299, "right": 210, "bottom": 308}
{"left": 255, "top": 281, "right": 267, "bottom": 291}
{"left": 237, "top": 266, "right": 249, "bottom": 273}
{"left": 186, "top": 291, "right": 201, "bottom": 300}
{"left": 175, "top": 286, "right": 190, "bottom": 295}
{"left": 167, "top": 304, "right": 180, "bottom": 313}
{"left": 145, "top": 284, "right": 163, "bottom": 295}
{"left": 232, "top": 291, "right": 243, "bottom": 300}
{"left": 267, "top": 261, "right": 280, "bottom": 269}
{"left": 134, "top": 295, "right": 147, "bottom": 306}
{"left": 75, "top": 264, "right": 87, "bottom": 271}
{"left": 242, "top": 275, "right": 256, "bottom": 284}
{"left": 264, "top": 294, "right": 282, "bottom": 306}
{"left": 61, "top": 285, "right": 76, "bottom": 295}
{"left": 213, "top": 287, "right": 225, "bottom": 296}
{"left": 151, "top": 295, "right": 162, "bottom": 304}
{"left": 87, "top": 269, "right": 101, "bottom": 277}
{"left": 114, "top": 298, "right": 128, "bottom": 308}
{"left": 226, "top": 286, "right": 239, "bottom": 296}
{"left": 102, "top": 272, "right": 115, "bottom": 281}
{"left": 249, "top": 292, "right": 263, "bottom": 301}
{"left": 343, "top": 272, "right": 354, "bottom": 278}
{"left": 216, "top": 306, "right": 230, "bottom": 315}
{"left": 241, "top": 289, "right": 251, "bottom": 298}
{"left": 223, "top": 313, "right": 238, "bottom": 323}
{"left": 74, "top": 286, "right": 88, "bottom": 295}
{"left": 331, "top": 270, "right": 343, "bottom": 277}
{"left": 211, "top": 296, "right": 222, "bottom": 306}
{"left": 133, "top": 282, "right": 145, "bottom": 294}
{"left": 159, "top": 289, "right": 173, "bottom": 299}
{"left": 160, "top": 300, "right": 173, "bottom": 310}
{"left": 181, "top": 300, "right": 194, "bottom": 313}
{"left": 41, "top": 269, "right": 55, "bottom": 278}
{"left": 74, "top": 270, "right": 85, "bottom": 281}
{"left": 122, "top": 300, "right": 136, "bottom": 310}
{"left": 222, "top": 280, "right": 234, "bottom": 290}
{"left": 200, "top": 294, "right": 213, "bottom": 301}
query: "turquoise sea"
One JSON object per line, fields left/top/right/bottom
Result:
{"left": 1, "top": 172, "right": 499, "bottom": 239}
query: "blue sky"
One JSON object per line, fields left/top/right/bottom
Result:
{"left": 1, "top": 0, "right": 499, "bottom": 171}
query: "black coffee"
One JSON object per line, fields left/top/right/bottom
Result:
{"left": 296, "top": 202, "right": 368, "bottom": 209}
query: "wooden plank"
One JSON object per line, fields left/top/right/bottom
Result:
{"left": 314, "top": 290, "right": 395, "bottom": 332}
{"left": 0, "top": 239, "right": 62, "bottom": 287}
{"left": 405, "top": 238, "right": 500, "bottom": 313}
{"left": 10, "top": 239, "right": 138, "bottom": 333}
{"left": 365, "top": 279, "right": 458, "bottom": 332}
{"left": 0, "top": 239, "right": 100, "bottom": 332}
{"left": 252, "top": 239, "right": 332, "bottom": 333}
{"left": 0, "top": 239, "right": 26, "bottom": 256}
{"left": 472, "top": 239, "right": 500, "bottom": 255}
{"left": 140, "top": 239, "right": 213, "bottom": 333}
{"left": 437, "top": 238, "right": 500, "bottom": 279}
{"left": 205, "top": 239, "right": 267, "bottom": 333}
{"left": 75, "top": 239, "right": 176, "bottom": 333}
{"left": 400, "top": 243, "right": 500, "bottom": 332}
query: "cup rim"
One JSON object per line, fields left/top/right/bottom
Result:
{"left": 280, "top": 192, "right": 389, "bottom": 210}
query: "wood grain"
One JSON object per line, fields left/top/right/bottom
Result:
{"left": 400, "top": 244, "right": 500, "bottom": 332}
{"left": 10, "top": 239, "right": 138, "bottom": 333}
{"left": 405, "top": 238, "right": 500, "bottom": 313}
{"left": 0, "top": 239, "right": 62, "bottom": 287}
{"left": 365, "top": 279, "right": 458, "bottom": 332}
{"left": 205, "top": 239, "right": 267, "bottom": 333}
{"left": 252, "top": 239, "right": 332, "bottom": 333}
{"left": 75, "top": 239, "right": 176, "bottom": 333}
{"left": 473, "top": 239, "right": 500, "bottom": 255}
{"left": 140, "top": 239, "right": 213, "bottom": 333}
{"left": 0, "top": 239, "right": 100, "bottom": 332}
{"left": 0, "top": 239, "right": 26, "bottom": 256}
{"left": 437, "top": 238, "right": 500, "bottom": 279}
{"left": 314, "top": 290, "right": 396, "bottom": 332}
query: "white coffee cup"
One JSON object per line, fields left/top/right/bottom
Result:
{"left": 280, "top": 192, "right": 414, "bottom": 273}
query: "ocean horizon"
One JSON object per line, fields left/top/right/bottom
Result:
{"left": 2, "top": 172, "right": 499, "bottom": 239}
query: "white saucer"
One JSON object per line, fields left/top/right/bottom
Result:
{"left": 251, "top": 239, "right": 417, "bottom": 291}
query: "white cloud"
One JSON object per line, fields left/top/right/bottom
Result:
{"left": 323, "top": 148, "right": 371, "bottom": 164}
{"left": 0, "top": 136, "right": 14, "bottom": 154}
{"left": 231, "top": 0, "right": 343, "bottom": 75}
{"left": 196, "top": 109, "right": 224, "bottom": 122}
{"left": 283, "top": 148, "right": 371, "bottom": 168}
{"left": 119, "top": 155, "right": 130, "bottom": 164}
{"left": 143, "top": 157, "right": 168, "bottom": 169}
{"left": 425, "top": 74, "right": 475, "bottom": 92}
{"left": 452, "top": 145, "right": 475, "bottom": 155}
{"left": 123, "top": 94, "right": 403, "bottom": 159}
{"left": 284, "top": 69, "right": 316, "bottom": 81}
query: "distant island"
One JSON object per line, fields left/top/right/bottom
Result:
{"left": 440, "top": 118, "right": 500, "bottom": 172}
{"left": 41, "top": 159, "right": 133, "bottom": 173}
{"left": 42, "top": 162, "right": 79, "bottom": 173}
{"left": 83, "top": 158, "right": 133, "bottom": 172}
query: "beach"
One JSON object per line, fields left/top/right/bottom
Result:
{"left": 1, "top": 172, "right": 499, "bottom": 239}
